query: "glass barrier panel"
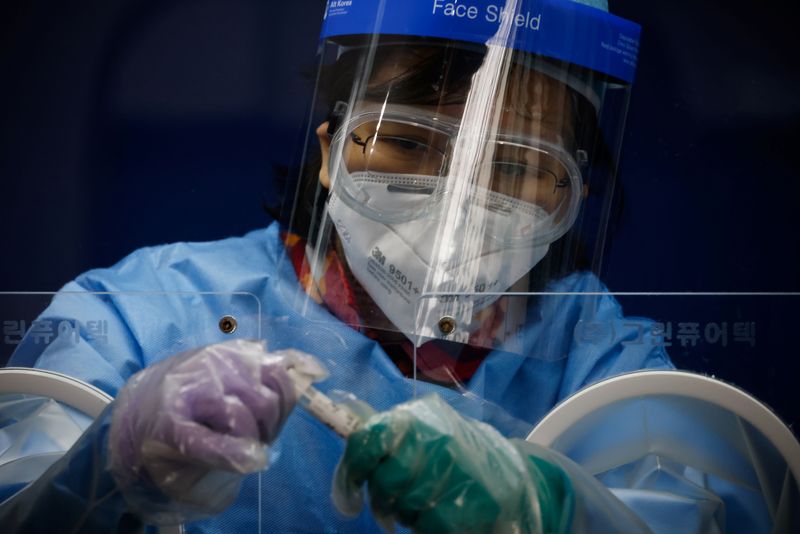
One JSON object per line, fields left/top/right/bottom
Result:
{"left": 411, "top": 291, "right": 800, "bottom": 534}
{"left": 0, "top": 291, "right": 261, "bottom": 533}
{"left": 411, "top": 291, "right": 798, "bottom": 430}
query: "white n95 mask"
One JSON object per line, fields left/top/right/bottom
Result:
{"left": 325, "top": 171, "right": 553, "bottom": 347}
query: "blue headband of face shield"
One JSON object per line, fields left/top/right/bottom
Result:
{"left": 319, "top": 0, "right": 641, "bottom": 84}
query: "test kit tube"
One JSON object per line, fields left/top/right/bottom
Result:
{"left": 286, "top": 367, "right": 364, "bottom": 438}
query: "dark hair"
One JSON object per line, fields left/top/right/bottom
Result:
{"left": 277, "top": 39, "right": 623, "bottom": 290}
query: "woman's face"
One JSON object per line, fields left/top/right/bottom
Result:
{"left": 317, "top": 50, "right": 580, "bottom": 214}
{"left": 308, "top": 49, "right": 587, "bottom": 340}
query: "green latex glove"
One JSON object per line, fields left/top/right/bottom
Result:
{"left": 333, "top": 395, "right": 573, "bottom": 533}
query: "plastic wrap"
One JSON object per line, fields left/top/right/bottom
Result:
{"left": 108, "top": 339, "right": 323, "bottom": 525}
{"left": 527, "top": 372, "right": 800, "bottom": 533}
{"left": 333, "top": 394, "right": 584, "bottom": 533}
{"left": 0, "top": 395, "right": 93, "bottom": 499}
{"left": 0, "top": 404, "right": 137, "bottom": 531}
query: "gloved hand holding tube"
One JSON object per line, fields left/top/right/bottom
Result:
{"left": 108, "top": 339, "right": 326, "bottom": 525}
{"left": 329, "top": 395, "right": 572, "bottom": 534}
{"left": 285, "top": 374, "right": 573, "bottom": 533}
{"left": 108, "top": 340, "right": 624, "bottom": 532}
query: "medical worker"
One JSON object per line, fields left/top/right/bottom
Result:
{"left": 0, "top": 0, "right": 733, "bottom": 532}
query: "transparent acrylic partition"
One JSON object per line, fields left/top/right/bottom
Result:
{"left": 412, "top": 290, "right": 800, "bottom": 533}
{"left": 4, "top": 288, "right": 798, "bottom": 531}
{"left": 0, "top": 291, "right": 261, "bottom": 533}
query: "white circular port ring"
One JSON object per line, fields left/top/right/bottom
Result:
{"left": 0, "top": 367, "right": 183, "bottom": 534}
{"left": 526, "top": 370, "right": 800, "bottom": 483}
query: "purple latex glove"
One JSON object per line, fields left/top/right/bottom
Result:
{"left": 108, "top": 339, "right": 325, "bottom": 524}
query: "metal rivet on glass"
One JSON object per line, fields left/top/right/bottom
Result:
{"left": 438, "top": 316, "right": 456, "bottom": 335}
{"left": 219, "top": 315, "right": 238, "bottom": 335}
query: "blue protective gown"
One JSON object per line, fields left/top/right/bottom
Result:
{"left": 2, "top": 222, "right": 674, "bottom": 532}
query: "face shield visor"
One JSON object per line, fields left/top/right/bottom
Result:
{"left": 286, "top": 0, "right": 641, "bottom": 352}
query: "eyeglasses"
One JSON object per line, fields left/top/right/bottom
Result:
{"left": 329, "top": 104, "right": 584, "bottom": 246}
{"left": 346, "top": 121, "right": 573, "bottom": 206}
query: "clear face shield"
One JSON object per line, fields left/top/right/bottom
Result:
{"left": 287, "top": 0, "right": 639, "bottom": 354}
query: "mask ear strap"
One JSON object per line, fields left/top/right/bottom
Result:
{"left": 327, "top": 101, "right": 349, "bottom": 136}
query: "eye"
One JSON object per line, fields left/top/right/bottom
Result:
{"left": 379, "top": 135, "right": 431, "bottom": 152}
{"left": 493, "top": 161, "right": 528, "bottom": 178}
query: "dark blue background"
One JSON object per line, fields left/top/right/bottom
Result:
{"left": 1, "top": 1, "right": 798, "bottom": 427}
